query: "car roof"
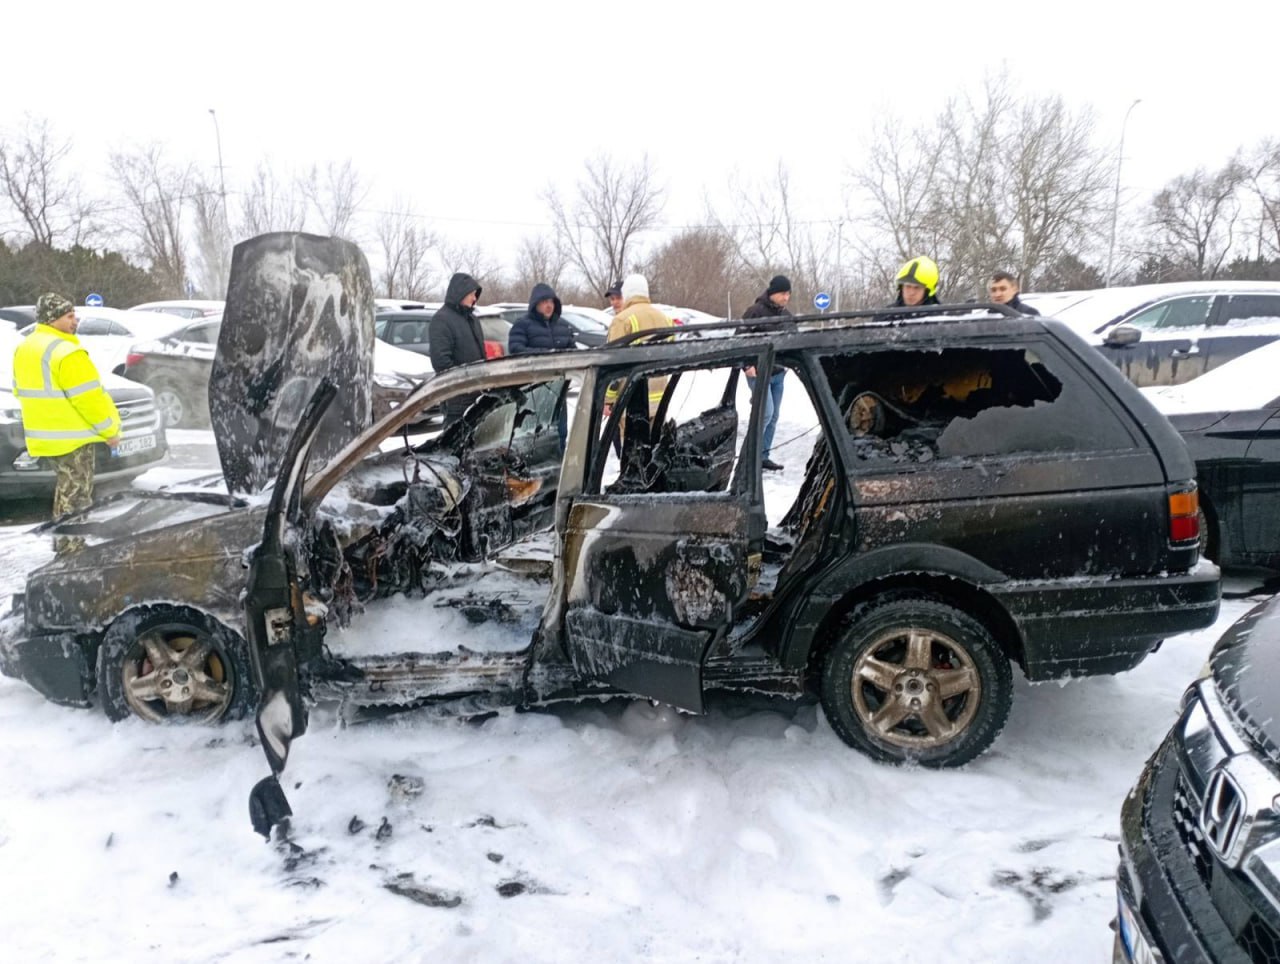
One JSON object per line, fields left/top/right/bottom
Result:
{"left": 1038, "top": 282, "right": 1280, "bottom": 334}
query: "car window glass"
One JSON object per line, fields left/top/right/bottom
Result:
{"left": 822, "top": 346, "right": 1135, "bottom": 465}
{"left": 589, "top": 360, "right": 753, "bottom": 496}
{"left": 1124, "top": 296, "right": 1213, "bottom": 330}
{"left": 76, "top": 317, "right": 112, "bottom": 336}
{"left": 1220, "top": 295, "right": 1280, "bottom": 327}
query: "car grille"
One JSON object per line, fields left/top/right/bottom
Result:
{"left": 114, "top": 395, "right": 160, "bottom": 433}
{"left": 1173, "top": 771, "right": 1280, "bottom": 964}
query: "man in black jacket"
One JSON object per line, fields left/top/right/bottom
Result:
{"left": 988, "top": 271, "right": 1040, "bottom": 315}
{"left": 508, "top": 283, "right": 576, "bottom": 354}
{"left": 742, "top": 274, "right": 793, "bottom": 471}
{"left": 429, "top": 271, "right": 486, "bottom": 426}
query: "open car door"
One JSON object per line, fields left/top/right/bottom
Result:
{"left": 559, "top": 349, "right": 771, "bottom": 712}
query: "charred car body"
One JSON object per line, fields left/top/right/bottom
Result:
{"left": 1115, "top": 595, "right": 1280, "bottom": 964}
{"left": 0, "top": 235, "right": 1220, "bottom": 831}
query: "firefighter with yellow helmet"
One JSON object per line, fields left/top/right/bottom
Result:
{"left": 12, "top": 293, "right": 121, "bottom": 553}
{"left": 890, "top": 256, "right": 941, "bottom": 311}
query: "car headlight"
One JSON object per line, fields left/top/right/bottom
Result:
{"left": 373, "top": 372, "right": 416, "bottom": 390}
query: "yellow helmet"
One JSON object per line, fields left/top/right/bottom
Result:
{"left": 894, "top": 256, "right": 939, "bottom": 297}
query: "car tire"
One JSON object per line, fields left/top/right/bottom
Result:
{"left": 1197, "top": 505, "right": 1218, "bottom": 563}
{"left": 151, "top": 378, "right": 190, "bottom": 428}
{"left": 820, "top": 596, "right": 1012, "bottom": 767}
{"left": 96, "top": 606, "right": 254, "bottom": 724}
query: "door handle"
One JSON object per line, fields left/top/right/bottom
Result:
{"left": 1170, "top": 346, "right": 1199, "bottom": 357}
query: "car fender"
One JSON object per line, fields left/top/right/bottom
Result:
{"left": 776, "top": 542, "right": 1012, "bottom": 669}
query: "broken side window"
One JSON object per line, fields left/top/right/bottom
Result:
{"left": 820, "top": 345, "right": 1136, "bottom": 466}
{"left": 590, "top": 361, "right": 750, "bottom": 497}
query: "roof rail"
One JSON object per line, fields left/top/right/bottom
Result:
{"left": 605, "top": 302, "right": 1023, "bottom": 348}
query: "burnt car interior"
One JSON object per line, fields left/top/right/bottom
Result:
{"left": 309, "top": 379, "right": 569, "bottom": 630}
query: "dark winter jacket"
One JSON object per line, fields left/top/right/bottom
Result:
{"left": 875, "top": 289, "right": 942, "bottom": 321}
{"left": 508, "top": 283, "right": 577, "bottom": 354}
{"left": 1006, "top": 294, "right": 1040, "bottom": 316}
{"left": 742, "top": 292, "right": 794, "bottom": 321}
{"left": 428, "top": 272, "right": 486, "bottom": 373}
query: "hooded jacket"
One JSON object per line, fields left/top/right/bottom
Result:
{"left": 508, "top": 283, "right": 577, "bottom": 354}
{"left": 428, "top": 272, "right": 486, "bottom": 372}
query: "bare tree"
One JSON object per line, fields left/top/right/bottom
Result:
{"left": 544, "top": 154, "right": 664, "bottom": 296}
{"left": 436, "top": 238, "right": 505, "bottom": 297}
{"left": 1244, "top": 139, "right": 1280, "bottom": 260}
{"left": 1147, "top": 159, "right": 1247, "bottom": 279}
{"left": 374, "top": 202, "right": 436, "bottom": 300}
{"left": 299, "top": 159, "right": 367, "bottom": 238}
{"left": 510, "top": 234, "right": 570, "bottom": 295}
{"left": 641, "top": 226, "right": 741, "bottom": 315}
{"left": 848, "top": 73, "right": 1109, "bottom": 298}
{"left": 0, "top": 116, "right": 95, "bottom": 247}
{"left": 189, "top": 173, "right": 232, "bottom": 297}
{"left": 239, "top": 161, "right": 308, "bottom": 236}
{"left": 108, "top": 145, "right": 193, "bottom": 295}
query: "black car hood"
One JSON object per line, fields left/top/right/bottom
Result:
{"left": 1211, "top": 595, "right": 1280, "bottom": 765}
{"left": 210, "top": 233, "right": 375, "bottom": 495}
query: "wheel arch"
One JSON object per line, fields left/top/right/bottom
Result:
{"left": 94, "top": 602, "right": 247, "bottom": 675}
{"left": 802, "top": 572, "right": 1027, "bottom": 682}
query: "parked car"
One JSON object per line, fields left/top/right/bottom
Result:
{"left": 1114, "top": 593, "right": 1280, "bottom": 964}
{"left": 487, "top": 302, "right": 610, "bottom": 348}
{"left": 19, "top": 307, "right": 190, "bottom": 376}
{"left": 0, "top": 330, "right": 167, "bottom": 496}
{"left": 125, "top": 317, "right": 434, "bottom": 428}
{"left": 1026, "top": 281, "right": 1280, "bottom": 387}
{"left": 1142, "top": 339, "right": 1280, "bottom": 570}
{"left": 0, "top": 302, "right": 1218, "bottom": 802}
{"left": 0, "top": 305, "right": 36, "bottom": 328}
{"left": 130, "top": 300, "right": 224, "bottom": 319}
{"left": 376, "top": 306, "right": 512, "bottom": 358}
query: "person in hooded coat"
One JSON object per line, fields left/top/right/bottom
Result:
{"left": 508, "top": 283, "right": 577, "bottom": 354}
{"left": 429, "top": 271, "right": 486, "bottom": 426}
{"left": 509, "top": 282, "right": 576, "bottom": 449}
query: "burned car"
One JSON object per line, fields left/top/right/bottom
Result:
{"left": 1114, "top": 594, "right": 1280, "bottom": 964}
{"left": 0, "top": 280, "right": 1221, "bottom": 816}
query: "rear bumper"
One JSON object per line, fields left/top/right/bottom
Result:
{"left": 994, "top": 560, "right": 1220, "bottom": 679}
{"left": 0, "top": 434, "right": 168, "bottom": 495}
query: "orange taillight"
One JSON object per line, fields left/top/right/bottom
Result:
{"left": 1169, "top": 488, "right": 1200, "bottom": 544}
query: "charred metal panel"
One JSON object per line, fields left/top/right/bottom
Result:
{"left": 211, "top": 233, "right": 375, "bottom": 494}
{"left": 563, "top": 608, "right": 709, "bottom": 713}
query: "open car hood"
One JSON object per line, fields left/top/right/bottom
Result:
{"left": 210, "top": 233, "right": 375, "bottom": 495}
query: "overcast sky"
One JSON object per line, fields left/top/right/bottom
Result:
{"left": 3, "top": 0, "right": 1274, "bottom": 267}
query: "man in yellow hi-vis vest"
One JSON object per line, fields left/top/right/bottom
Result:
{"left": 603, "top": 273, "right": 674, "bottom": 418}
{"left": 13, "top": 293, "right": 121, "bottom": 554}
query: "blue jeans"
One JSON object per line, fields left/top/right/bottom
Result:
{"left": 747, "top": 370, "right": 786, "bottom": 459}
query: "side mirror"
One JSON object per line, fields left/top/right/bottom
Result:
{"left": 1106, "top": 326, "right": 1142, "bottom": 347}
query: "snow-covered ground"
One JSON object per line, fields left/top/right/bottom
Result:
{"left": 0, "top": 398, "right": 1265, "bottom": 962}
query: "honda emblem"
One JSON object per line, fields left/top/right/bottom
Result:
{"left": 1200, "top": 766, "right": 1247, "bottom": 864}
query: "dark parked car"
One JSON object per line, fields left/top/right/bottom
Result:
{"left": 377, "top": 306, "right": 512, "bottom": 358}
{"left": 1030, "top": 282, "right": 1280, "bottom": 388}
{"left": 1115, "top": 594, "right": 1280, "bottom": 964}
{"left": 1, "top": 295, "right": 1220, "bottom": 794}
{"left": 0, "top": 331, "right": 168, "bottom": 495}
{"left": 1144, "top": 339, "right": 1280, "bottom": 570}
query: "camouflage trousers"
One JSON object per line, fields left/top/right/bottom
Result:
{"left": 51, "top": 445, "right": 95, "bottom": 555}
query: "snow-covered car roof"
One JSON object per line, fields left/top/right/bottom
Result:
{"left": 1142, "top": 339, "right": 1280, "bottom": 415}
{"left": 130, "top": 300, "right": 225, "bottom": 316}
{"left": 1034, "top": 282, "right": 1280, "bottom": 338}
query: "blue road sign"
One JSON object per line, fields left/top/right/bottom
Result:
{"left": 85, "top": 293, "right": 104, "bottom": 307}
{"left": 814, "top": 291, "right": 831, "bottom": 311}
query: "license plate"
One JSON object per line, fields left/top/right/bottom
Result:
{"left": 1116, "top": 889, "right": 1161, "bottom": 963}
{"left": 114, "top": 434, "right": 157, "bottom": 456}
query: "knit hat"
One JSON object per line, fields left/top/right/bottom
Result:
{"left": 766, "top": 274, "right": 792, "bottom": 296}
{"left": 36, "top": 292, "right": 75, "bottom": 325}
{"left": 621, "top": 273, "right": 649, "bottom": 302}
{"left": 605, "top": 279, "right": 623, "bottom": 297}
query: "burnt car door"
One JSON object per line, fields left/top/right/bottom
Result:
{"left": 557, "top": 349, "right": 771, "bottom": 712}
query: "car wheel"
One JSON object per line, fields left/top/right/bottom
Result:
{"left": 1197, "top": 505, "right": 1218, "bottom": 563}
{"left": 96, "top": 607, "right": 254, "bottom": 724}
{"left": 152, "top": 379, "right": 189, "bottom": 428}
{"left": 820, "top": 596, "right": 1012, "bottom": 767}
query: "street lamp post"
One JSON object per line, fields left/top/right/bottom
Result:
{"left": 1104, "top": 98, "right": 1142, "bottom": 287}
{"left": 207, "top": 108, "right": 228, "bottom": 225}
